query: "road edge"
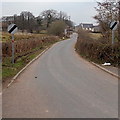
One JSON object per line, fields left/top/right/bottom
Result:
{"left": 1, "top": 39, "right": 65, "bottom": 96}
{"left": 5, "top": 39, "right": 120, "bottom": 89}
{"left": 91, "top": 62, "right": 119, "bottom": 79}
{"left": 74, "top": 46, "right": 119, "bottom": 79}
{"left": 7, "top": 43, "right": 56, "bottom": 88}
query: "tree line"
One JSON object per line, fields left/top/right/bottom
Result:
{"left": 2, "top": 9, "right": 74, "bottom": 35}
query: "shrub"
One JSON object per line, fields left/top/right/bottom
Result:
{"left": 48, "top": 20, "right": 66, "bottom": 36}
{"left": 2, "top": 35, "right": 59, "bottom": 62}
{"left": 75, "top": 29, "right": 119, "bottom": 66}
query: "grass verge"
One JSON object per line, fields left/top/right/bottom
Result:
{"left": 2, "top": 39, "right": 59, "bottom": 83}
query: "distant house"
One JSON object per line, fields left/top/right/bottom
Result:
{"left": 75, "top": 23, "right": 100, "bottom": 33}
{"left": 92, "top": 25, "right": 100, "bottom": 33}
{"left": 79, "top": 23, "right": 93, "bottom": 31}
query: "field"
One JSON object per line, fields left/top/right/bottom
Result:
{"left": 2, "top": 32, "right": 48, "bottom": 42}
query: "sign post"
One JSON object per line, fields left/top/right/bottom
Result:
{"left": 7, "top": 24, "right": 18, "bottom": 64}
{"left": 112, "top": 30, "right": 115, "bottom": 45}
{"left": 110, "top": 21, "right": 118, "bottom": 44}
{"left": 11, "top": 34, "right": 15, "bottom": 64}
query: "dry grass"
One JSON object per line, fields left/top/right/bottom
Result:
{"left": 89, "top": 33, "right": 102, "bottom": 40}
{"left": 2, "top": 32, "right": 48, "bottom": 42}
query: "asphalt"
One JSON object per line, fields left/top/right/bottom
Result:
{"left": 2, "top": 33, "right": 118, "bottom": 118}
{"left": 101, "top": 65, "right": 118, "bottom": 76}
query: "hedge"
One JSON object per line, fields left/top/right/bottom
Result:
{"left": 75, "top": 30, "right": 120, "bottom": 66}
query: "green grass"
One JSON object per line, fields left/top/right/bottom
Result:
{"left": 2, "top": 52, "right": 38, "bottom": 81}
{"left": 2, "top": 57, "right": 25, "bottom": 81}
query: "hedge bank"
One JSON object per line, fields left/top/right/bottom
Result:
{"left": 75, "top": 30, "right": 119, "bottom": 66}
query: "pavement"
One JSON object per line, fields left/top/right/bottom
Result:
{"left": 101, "top": 65, "right": 118, "bottom": 76}
{"left": 2, "top": 33, "right": 118, "bottom": 118}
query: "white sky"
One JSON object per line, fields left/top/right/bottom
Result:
{"left": 1, "top": 0, "right": 104, "bottom": 25}
{"left": 2, "top": 0, "right": 102, "bottom": 2}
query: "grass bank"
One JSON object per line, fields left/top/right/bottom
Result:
{"left": 2, "top": 33, "right": 61, "bottom": 83}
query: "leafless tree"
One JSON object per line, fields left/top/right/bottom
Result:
{"left": 94, "top": 0, "right": 118, "bottom": 42}
{"left": 40, "top": 9, "right": 58, "bottom": 28}
{"left": 2, "top": 9, "right": 73, "bottom": 33}
{"left": 20, "top": 11, "right": 36, "bottom": 32}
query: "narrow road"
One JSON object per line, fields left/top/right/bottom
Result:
{"left": 3, "top": 33, "right": 118, "bottom": 118}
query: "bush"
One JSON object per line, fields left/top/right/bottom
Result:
{"left": 75, "top": 29, "right": 120, "bottom": 66}
{"left": 2, "top": 35, "right": 59, "bottom": 61}
{"left": 48, "top": 20, "right": 66, "bottom": 36}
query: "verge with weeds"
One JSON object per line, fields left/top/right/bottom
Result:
{"left": 2, "top": 33, "right": 61, "bottom": 83}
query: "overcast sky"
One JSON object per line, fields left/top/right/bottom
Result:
{"left": 1, "top": 0, "right": 103, "bottom": 25}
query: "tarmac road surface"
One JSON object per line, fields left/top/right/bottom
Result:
{"left": 3, "top": 33, "right": 118, "bottom": 118}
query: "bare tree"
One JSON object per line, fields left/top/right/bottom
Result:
{"left": 20, "top": 11, "right": 35, "bottom": 32}
{"left": 2, "top": 9, "right": 73, "bottom": 33}
{"left": 94, "top": 0, "right": 118, "bottom": 42}
{"left": 40, "top": 9, "right": 58, "bottom": 28}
